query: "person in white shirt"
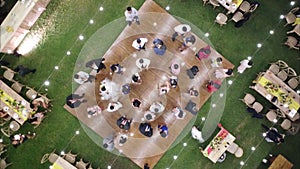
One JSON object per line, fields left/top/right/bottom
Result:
{"left": 73, "top": 71, "right": 93, "bottom": 84}
{"left": 136, "top": 58, "right": 150, "bottom": 70}
{"left": 172, "top": 24, "right": 191, "bottom": 41}
{"left": 107, "top": 101, "right": 123, "bottom": 112}
{"left": 237, "top": 59, "right": 253, "bottom": 74}
{"left": 191, "top": 126, "right": 204, "bottom": 143}
{"left": 124, "top": 6, "right": 140, "bottom": 26}
{"left": 132, "top": 38, "right": 148, "bottom": 51}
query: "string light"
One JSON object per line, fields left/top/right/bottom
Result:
{"left": 99, "top": 6, "right": 104, "bottom": 11}
{"left": 257, "top": 43, "right": 262, "bottom": 48}
{"left": 183, "top": 142, "right": 187, "bottom": 147}
{"left": 66, "top": 51, "right": 71, "bottom": 55}
{"left": 212, "top": 104, "right": 216, "bottom": 108}
{"left": 166, "top": 6, "right": 170, "bottom": 11}
{"left": 204, "top": 32, "right": 210, "bottom": 37}
{"left": 240, "top": 161, "right": 245, "bottom": 166}
{"left": 75, "top": 130, "right": 80, "bottom": 135}
{"left": 107, "top": 165, "right": 111, "bottom": 169}
{"left": 173, "top": 155, "right": 178, "bottom": 160}
{"left": 228, "top": 80, "right": 233, "bottom": 85}
{"left": 269, "top": 30, "right": 274, "bottom": 35}
{"left": 79, "top": 35, "right": 84, "bottom": 40}
{"left": 219, "top": 93, "right": 224, "bottom": 97}
{"left": 89, "top": 19, "right": 94, "bottom": 24}
{"left": 251, "top": 147, "right": 256, "bottom": 151}
{"left": 279, "top": 15, "right": 284, "bottom": 19}
{"left": 44, "top": 80, "right": 50, "bottom": 86}
{"left": 153, "top": 22, "right": 157, "bottom": 26}
{"left": 201, "top": 117, "right": 206, "bottom": 121}
{"left": 54, "top": 66, "right": 59, "bottom": 70}
{"left": 290, "top": 1, "right": 295, "bottom": 6}
{"left": 60, "top": 151, "right": 65, "bottom": 155}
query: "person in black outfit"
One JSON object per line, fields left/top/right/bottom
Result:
{"left": 85, "top": 58, "right": 106, "bottom": 72}
{"left": 144, "top": 163, "right": 150, "bottom": 169}
{"left": 139, "top": 123, "right": 153, "bottom": 137}
{"left": 262, "top": 124, "right": 285, "bottom": 144}
{"left": 65, "top": 93, "right": 86, "bottom": 108}
{"left": 14, "top": 65, "right": 36, "bottom": 77}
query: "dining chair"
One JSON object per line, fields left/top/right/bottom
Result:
{"left": 287, "top": 76, "right": 299, "bottom": 89}
{"left": 290, "top": 113, "right": 300, "bottom": 122}
{"left": 270, "top": 60, "right": 289, "bottom": 70}
{"left": 231, "top": 11, "right": 244, "bottom": 22}
{"left": 207, "top": 0, "right": 220, "bottom": 9}
{"left": 0, "top": 116, "right": 11, "bottom": 126}
{"left": 283, "top": 36, "right": 299, "bottom": 50}
{"left": 286, "top": 67, "right": 297, "bottom": 77}
{"left": 252, "top": 102, "right": 263, "bottom": 113}
{"left": 240, "top": 93, "right": 255, "bottom": 106}
{"left": 266, "top": 110, "right": 278, "bottom": 123}
{"left": 1, "top": 66, "right": 16, "bottom": 82}
{"left": 202, "top": 0, "right": 209, "bottom": 6}
{"left": 11, "top": 80, "right": 24, "bottom": 93}
{"left": 280, "top": 119, "right": 292, "bottom": 130}
{"left": 277, "top": 70, "right": 288, "bottom": 81}
{"left": 87, "top": 163, "right": 94, "bottom": 169}
{"left": 287, "top": 24, "right": 300, "bottom": 36}
{"left": 75, "top": 158, "right": 89, "bottom": 169}
{"left": 268, "top": 64, "right": 280, "bottom": 74}
{"left": 239, "top": 1, "right": 251, "bottom": 13}
{"left": 63, "top": 150, "right": 77, "bottom": 164}
{"left": 40, "top": 149, "right": 58, "bottom": 164}
{"left": 284, "top": 7, "right": 299, "bottom": 27}
{"left": 25, "top": 86, "right": 38, "bottom": 100}
{"left": 0, "top": 157, "right": 12, "bottom": 169}
{"left": 215, "top": 13, "right": 228, "bottom": 26}
{"left": 1, "top": 120, "right": 20, "bottom": 137}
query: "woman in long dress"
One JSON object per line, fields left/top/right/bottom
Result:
{"left": 237, "top": 59, "right": 253, "bottom": 73}
{"left": 215, "top": 68, "right": 234, "bottom": 79}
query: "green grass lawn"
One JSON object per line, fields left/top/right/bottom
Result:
{"left": 1, "top": 0, "right": 299, "bottom": 169}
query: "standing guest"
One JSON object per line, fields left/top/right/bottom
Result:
{"left": 172, "top": 107, "right": 186, "bottom": 119}
{"left": 169, "top": 76, "right": 178, "bottom": 88}
{"left": 85, "top": 58, "right": 106, "bottom": 72}
{"left": 136, "top": 58, "right": 150, "bottom": 70}
{"left": 214, "top": 68, "right": 234, "bottom": 79}
{"left": 211, "top": 57, "right": 223, "bottom": 67}
{"left": 196, "top": 45, "right": 211, "bottom": 60}
{"left": 172, "top": 24, "right": 191, "bottom": 41}
{"left": 139, "top": 123, "right": 153, "bottom": 137}
{"left": 153, "top": 38, "right": 167, "bottom": 55}
{"left": 262, "top": 124, "right": 285, "bottom": 144}
{"left": 144, "top": 163, "right": 150, "bottom": 169}
{"left": 102, "top": 134, "right": 115, "bottom": 152}
{"left": 159, "top": 81, "right": 171, "bottom": 95}
{"left": 237, "top": 59, "right": 253, "bottom": 74}
{"left": 149, "top": 101, "right": 165, "bottom": 113}
{"left": 131, "top": 72, "right": 142, "bottom": 84}
{"left": 132, "top": 98, "right": 142, "bottom": 108}
{"left": 124, "top": 6, "right": 140, "bottom": 26}
{"left": 65, "top": 93, "right": 86, "bottom": 108}
{"left": 158, "top": 123, "right": 169, "bottom": 138}
{"left": 206, "top": 80, "right": 221, "bottom": 93}
{"left": 73, "top": 71, "right": 93, "bottom": 84}
{"left": 28, "top": 112, "right": 44, "bottom": 125}
{"left": 191, "top": 126, "right": 204, "bottom": 143}
{"left": 179, "top": 35, "right": 196, "bottom": 52}
{"left": 116, "top": 115, "right": 132, "bottom": 130}
{"left": 110, "top": 64, "right": 126, "bottom": 74}
{"left": 14, "top": 65, "right": 36, "bottom": 77}
{"left": 87, "top": 105, "right": 102, "bottom": 118}
{"left": 0, "top": 109, "right": 9, "bottom": 118}
{"left": 107, "top": 101, "right": 123, "bottom": 112}
{"left": 132, "top": 38, "right": 148, "bottom": 51}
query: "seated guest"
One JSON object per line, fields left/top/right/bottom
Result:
{"left": 117, "top": 133, "right": 128, "bottom": 146}
{"left": 214, "top": 68, "right": 234, "bottom": 79}
{"left": 172, "top": 107, "right": 186, "bottom": 119}
{"left": 206, "top": 80, "right": 221, "bottom": 93}
{"left": 237, "top": 59, "right": 253, "bottom": 74}
{"left": 31, "top": 97, "right": 49, "bottom": 110}
{"left": 262, "top": 124, "right": 285, "bottom": 144}
{"left": 179, "top": 35, "right": 196, "bottom": 52}
{"left": 191, "top": 126, "right": 204, "bottom": 143}
{"left": 66, "top": 93, "right": 86, "bottom": 108}
{"left": 132, "top": 38, "right": 148, "bottom": 51}
{"left": 132, "top": 72, "right": 142, "bottom": 84}
{"left": 107, "top": 101, "right": 122, "bottom": 112}
{"left": 110, "top": 63, "right": 126, "bottom": 74}
{"left": 139, "top": 123, "right": 153, "bottom": 137}
{"left": 73, "top": 71, "right": 93, "bottom": 84}
{"left": 144, "top": 163, "right": 150, "bottom": 169}
{"left": 10, "top": 132, "right": 35, "bottom": 147}
{"left": 144, "top": 111, "right": 156, "bottom": 122}
{"left": 153, "top": 38, "right": 167, "bottom": 55}
{"left": 132, "top": 98, "right": 142, "bottom": 108}
{"left": 102, "top": 134, "right": 115, "bottom": 152}
{"left": 171, "top": 24, "right": 191, "bottom": 41}
{"left": 169, "top": 61, "right": 181, "bottom": 75}
{"left": 116, "top": 115, "right": 132, "bottom": 130}
{"left": 0, "top": 109, "right": 9, "bottom": 118}
{"left": 87, "top": 105, "right": 102, "bottom": 118}
{"left": 211, "top": 57, "right": 223, "bottom": 67}
{"left": 188, "top": 87, "right": 199, "bottom": 97}
{"left": 158, "top": 124, "right": 168, "bottom": 138}
{"left": 136, "top": 58, "right": 150, "bottom": 70}
{"left": 28, "top": 112, "right": 44, "bottom": 125}
{"left": 85, "top": 58, "right": 106, "bottom": 72}
{"left": 187, "top": 65, "right": 199, "bottom": 79}
{"left": 196, "top": 45, "right": 211, "bottom": 60}
{"left": 149, "top": 101, "right": 165, "bottom": 113}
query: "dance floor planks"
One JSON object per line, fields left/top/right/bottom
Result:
{"left": 64, "top": 0, "right": 234, "bottom": 168}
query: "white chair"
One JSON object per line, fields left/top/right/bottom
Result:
{"left": 239, "top": 1, "right": 251, "bottom": 13}
{"left": 252, "top": 102, "right": 263, "bottom": 113}
{"left": 283, "top": 36, "right": 299, "bottom": 50}
{"left": 284, "top": 7, "right": 299, "bottom": 27}
{"left": 215, "top": 13, "right": 228, "bottom": 26}
{"left": 207, "top": 0, "right": 220, "bottom": 9}
{"left": 280, "top": 119, "right": 292, "bottom": 130}
{"left": 240, "top": 93, "right": 255, "bottom": 106}
{"left": 231, "top": 11, "right": 244, "bottom": 22}
{"left": 266, "top": 110, "right": 278, "bottom": 123}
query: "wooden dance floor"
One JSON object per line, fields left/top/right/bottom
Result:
{"left": 64, "top": 0, "right": 234, "bottom": 168}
